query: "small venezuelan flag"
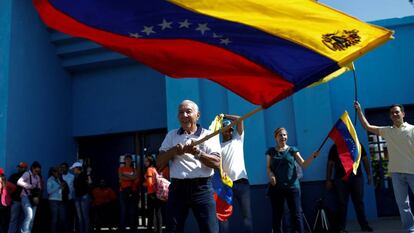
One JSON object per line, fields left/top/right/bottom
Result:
{"left": 209, "top": 115, "right": 233, "bottom": 221}
{"left": 212, "top": 166, "right": 233, "bottom": 221}
{"left": 329, "top": 111, "right": 362, "bottom": 180}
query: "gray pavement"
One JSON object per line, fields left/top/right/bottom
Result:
{"left": 346, "top": 217, "right": 404, "bottom": 233}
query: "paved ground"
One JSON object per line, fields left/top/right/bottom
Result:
{"left": 346, "top": 217, "right": 404, "bottom": 233}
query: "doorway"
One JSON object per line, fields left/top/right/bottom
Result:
{"left": 76, "top": 128, "right": 167, "bottom": 228}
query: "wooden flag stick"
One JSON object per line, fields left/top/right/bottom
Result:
{"left": 192, "top": 106, "right": 263, "bottom": 146}
{"left": 317, "top": 133, "right": 330, "bottom": 152}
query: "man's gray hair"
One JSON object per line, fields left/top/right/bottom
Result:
{"left": 179, "top": 100, "right": 199, "bottom": 112}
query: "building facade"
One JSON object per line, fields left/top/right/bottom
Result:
{"left": 1, "top": 1, "right": 413, "bottom": 232}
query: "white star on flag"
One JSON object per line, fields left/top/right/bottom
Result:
{"left": 213, "top": 33, "right": 223, "bottom": 38}
{"left": 159, "top": 19, "right": 173, "bottom": 30}
{"left": 220, "top": 38, "right": 231, "bottom": 45}
{"left": 195, "top": 23, "right": 210, "bottom": 35}
{"left": 178, "top": 19, "right": 192, "bottom": 28}
{"left": 141, "top": 26, "right": 155, "bottom": 36}
{"left": 129, "top": 32, "right": 142, "bottom": 38}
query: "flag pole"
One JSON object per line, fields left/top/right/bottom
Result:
{"left": 317, "top": 120, "right": 338, "bottom": 152}
{"left": 192, "top": 106, "right": 263, "bottom": 146}
{"left": 317, "top": 134, "right": 330, "bottom": 152}
{"left": 352, "top": 63, "right": 358, "bottom": 125}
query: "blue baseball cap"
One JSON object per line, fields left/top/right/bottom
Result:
{"left": 222, "top": 120, "right": 232, "bottom": 127}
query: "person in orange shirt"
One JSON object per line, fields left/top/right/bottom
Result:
{"left": 91, "top": 179, "right": 116, "bottom": 231}
{"left": 144, "top": 155, "right": 163, "bottom": 233}
{"left": 118, "top": 154, "right": 140, "bottom": 233}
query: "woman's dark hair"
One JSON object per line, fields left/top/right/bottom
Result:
{"left": 145, "top": 155, "right": 156, "bottom": 167}
{"left": 123, "top": 154, "right": 134, "bottom": 168}
{"left": 31, "top": 161, "right": 41, "bottom": 170}
{"left": 48, "top": 166, "right": 59, "bottom": 178}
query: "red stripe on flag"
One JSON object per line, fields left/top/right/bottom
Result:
{"left": 34, "top": 0, "right": 295, "bottom": 107}
{"left": 214, "top": 193, "right": 233, "bottom": 222}
{"left": 329, "top": 127, "right": 354, "bottom": 180}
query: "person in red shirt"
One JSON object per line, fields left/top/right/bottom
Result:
{"left": 91, "top": 179, "right": 116, "bottom": 231}
{"left": 118, "top": 154, "right": 140, "bottom": 233}
{"left": 0, "top": 168, "right": 17, "bottom": 233}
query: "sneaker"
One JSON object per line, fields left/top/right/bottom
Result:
{"left": 361, "top": 225, "right": 374, "bottom": 232}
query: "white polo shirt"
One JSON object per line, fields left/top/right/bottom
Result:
{"left": 379, "top": 122, "right": 414, "bottom": 174}
{"left": 221, "top": 132, "right": 248, "bottom": 181}
{"left": 159, "top": 125, "right": 221, "bottom": 179}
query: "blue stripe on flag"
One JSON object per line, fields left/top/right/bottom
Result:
{"left": 335, "top": 120, "right": 359, "bottom": 162}
{"left": 49, "top": 0, "right": 338, "bottom": 89}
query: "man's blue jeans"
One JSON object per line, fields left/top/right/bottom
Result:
{"left": 166, "top": 177, "right": 218, "bottom": 233}
{"left": 74, "top": 194, "right": 90, "bottom": 233}
{"left": 7, "top": 201, "right": 23, "bottom": 233}
{"left": 49, "top": 200, "right": 68, "bottom": 233}
{"left": 219, "top": 179, "right": 253, "bottom": 233}
{"left": 391, "top": 173, "right": 414, "bottom": 233}
{"left": 21, "top": 196, "right": 37, "bottom": 233}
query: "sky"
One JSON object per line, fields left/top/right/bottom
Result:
{"left": 319, "top": 0, "right": 414, "bottom": 22}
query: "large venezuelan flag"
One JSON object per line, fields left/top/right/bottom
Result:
{"left": 329, "top": 111, "right": 361, "bottom": 179}
{"left": 33, "top": 0, "right": 392, "bottom": 108}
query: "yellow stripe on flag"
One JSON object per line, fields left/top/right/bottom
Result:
{"left": 170, "top": 0, "right": 393, "bottom": 66}
{"left": 307, "top": 63, "right": 354, "bottom": 88}
{"left": 209, "top": 115, "right": 233, "bottom": 187}
{"left": 340, "top": 111, "right": 361, "bottom": 174}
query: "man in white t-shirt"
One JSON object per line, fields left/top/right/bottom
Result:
{"left": 157, "top": 100, "right": 221, "bottom": 233}
{"left": 219, "top": 114, "right": 252, "bottom": 233}
{"left": 355, "top": 101, "right": 414, "bottom": 232}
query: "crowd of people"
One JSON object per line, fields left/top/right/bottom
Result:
{"left": 0, "top": 157, "right": 162, "bottom": 233}
{"left": 0, "top": 99, "right": 412, "bottom": 233}
{"left": 155, "top": 99, "right": 413, "bottom": 233}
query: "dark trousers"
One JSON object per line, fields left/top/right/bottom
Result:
{"left": 269, "top": 186, "right": 304, "bottom": 233}
{"left": 92, "top": 202, "right": 117, "bottom": 231}
{"left": 0, "top": 206, "right": 10, "bottom": 233}
{"left": 166, "top": 177, "right": 218, "bottom": 233}
{"left": 334, "top": 176, "right": 369, "bottom": 230}
{"left": 119, "top": 190, "right": 138, "bottom": 233}
{"left": 147, "top": 193, "right": 163, "bottom": 233}
{"left": 219, "top": 179, "right": 253, "bottom": 233}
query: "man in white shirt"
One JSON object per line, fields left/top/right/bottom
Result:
{"left": 355, "top": 101, "right": 414, "bottom": 232}
{"left": 157, "top": 100, "right": 221, "bottom": 233}
{"left": 219, "top": 114, "right": 252, "bottom": 233}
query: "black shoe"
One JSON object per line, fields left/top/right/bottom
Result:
{"left": 361, "top": 225, "right": 374, "bottom": 232}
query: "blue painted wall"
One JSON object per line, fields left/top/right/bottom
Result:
{"left": 4, "top": 0, "right": 76, "bottom": 176}
{"left": 71, "top": 63, "right": 167, "bottom": 137}
{"left": 0, "top": 0, "right": 12, "bottom": 169}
